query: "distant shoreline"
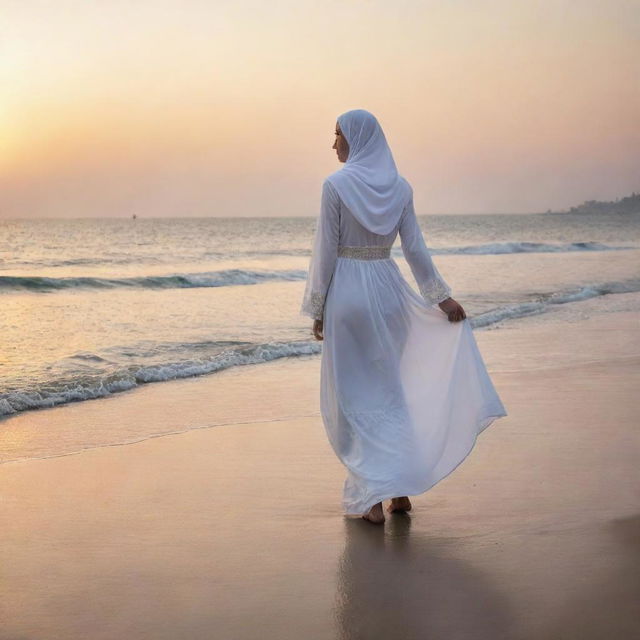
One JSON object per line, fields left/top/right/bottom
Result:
{"left": 544, "top": 191, "right": 639, "bottom": 215}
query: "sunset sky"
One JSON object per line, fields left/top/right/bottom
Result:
{"left": 1, "top": 0, "right": 638, "bottom": 218}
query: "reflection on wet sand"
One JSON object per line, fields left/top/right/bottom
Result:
{"left": 335, "top": 514, "right": 515, "bottom": 639}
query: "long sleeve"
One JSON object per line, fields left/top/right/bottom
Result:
{"left": 399, "top": 193, "right": 452, "bottom": 306}
{"left": 300, "top": 180, "right": 340, "bottom": 321}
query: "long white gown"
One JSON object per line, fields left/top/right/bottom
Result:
{"left": 301, "top": 179, "right": 508, "bottom": 516}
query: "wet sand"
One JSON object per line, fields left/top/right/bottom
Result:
{"left": 1, "top": 299, "right": 639, "bottom": 639}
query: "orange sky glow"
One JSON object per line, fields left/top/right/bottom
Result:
{"left": 1, "top": 0, "right": 639, "bottom": 217}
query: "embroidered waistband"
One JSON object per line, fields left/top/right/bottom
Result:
{"left": 337, "top": 245, "right": 392, "bottom": 260}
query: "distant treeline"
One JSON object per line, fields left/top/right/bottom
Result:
{"left": 548, "top": 191, "right": 640, "bottom": 215}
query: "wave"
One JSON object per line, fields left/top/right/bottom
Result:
{"left": 5, "top": 242, "right": 632, "bottom": 273}
{"left": 0, "top": 340, "right": 321, "bottom": 417}
{"left": 470, "top": 277, "right": 640, "bottom": 329}
{"left": 431, "top": 241, "right": 633, "bottom": 255}
{"left": 6, "top": 256, "right": 166, "bottom": 268}
{"left": 2, "top": 277, "right": 638, "bottom": 419}
{"left": 4, "top": 248, "right": 316, "bottom": 269}
{"left": 0, "top": 269, "right": 308, "bottom": 293}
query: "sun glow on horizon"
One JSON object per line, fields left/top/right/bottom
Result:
{"left": 2, "top": 0, "right": 639, "bottom": 217}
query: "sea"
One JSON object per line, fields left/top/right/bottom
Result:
{"left": 1, "top": 211, "right": 639, "bottom": 431}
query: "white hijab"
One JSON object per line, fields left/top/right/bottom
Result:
{"left": 326, "top": 109, "right": 411, "bottom": 235}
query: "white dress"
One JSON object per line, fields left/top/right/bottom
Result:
{"left": 301, "top": 180, "right": 508, "bottom": 516}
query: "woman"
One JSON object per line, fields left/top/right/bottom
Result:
{"left": 301, "top": 109, "right": 507, "bottom": 524}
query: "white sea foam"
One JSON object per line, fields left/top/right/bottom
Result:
{"left": 430, "top": 241, "right": 632, "bottom": 255}
{"left": 0, "top": 269, "right": 308, "bottom": 292}
{"left": 2, "top": 277, "right": 638, "bottom": 417}
{"left": 0, "top": 341, "right": 322, "bottom": 417}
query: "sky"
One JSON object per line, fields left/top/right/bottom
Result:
{"left": 1, "top": 0, "right": 638, "bottom": 218}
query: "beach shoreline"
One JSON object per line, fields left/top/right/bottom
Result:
{"left": 1, "top": 294, "right": 639, "bottom": 638}
{"left": 2, "top": 290, "right": 639, "bottom": 465}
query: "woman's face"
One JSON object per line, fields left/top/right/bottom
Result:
{"left": 332, "top": 122, "right": 349, "bottom": 163}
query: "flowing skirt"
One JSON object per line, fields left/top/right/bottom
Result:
{"left": 320, "top": 256, "right": 508, "bottom": 515}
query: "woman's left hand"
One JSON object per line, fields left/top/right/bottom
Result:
{"left": 438, "top": 297, "right": 467, "bottom": 322}
{"left": 312, "top": 319, "right": 324, "bottom": 340}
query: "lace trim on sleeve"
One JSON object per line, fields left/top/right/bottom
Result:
{"left": 418, "top": 278, "right": 451, "bottom": 306}
{"left": 301, "top": 291, "right": 326, "bottom": 321}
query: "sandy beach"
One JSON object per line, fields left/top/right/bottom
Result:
{"left": 1, "top": 293, "right": 639, "bottom": 640}
{"left": 3, "top": 1, "right": 639, "bottom": 637}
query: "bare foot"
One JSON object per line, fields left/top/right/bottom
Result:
{"left": 387, "top": 496, "right": 412, "bottom": 513}
{"left": 362, "top": 501, "right": 385, "bottom": 524}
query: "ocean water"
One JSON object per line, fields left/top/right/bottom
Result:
{"left": 1, "top": 211, "right": 639, "bottom": 424}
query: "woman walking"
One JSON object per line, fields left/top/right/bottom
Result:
{"left": 301, "top": 109, "right": 507, "bottom": 524}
